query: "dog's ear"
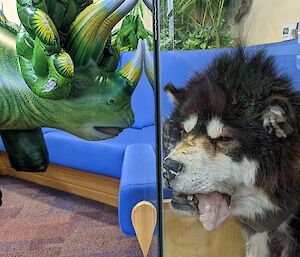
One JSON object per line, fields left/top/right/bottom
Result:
{"left": 262, "top": 96, "right": 296, "bottom": 138}
{"left": 164, "top": 83, "right": 185, "bottom": 105}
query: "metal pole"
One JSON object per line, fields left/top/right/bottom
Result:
{"left": 153, "top": 0, "right": 164, "bottom": 256}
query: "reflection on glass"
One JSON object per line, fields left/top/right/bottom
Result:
{"left": 0, "top": 1, "right": 160, "bottom": 257}
{"left": 160, "top": 1, "right": 300, "bottom": 257}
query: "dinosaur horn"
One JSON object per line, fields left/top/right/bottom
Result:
{"left": 93, "top": 0, "right": 138, "bottom": 63}
{"left": 65, "top": 0, "right": 125, "bottom": 67}
{"left": 117, "top": 39, "right": 144, "bottom": 91}
{"left": 143, "top": 39, "right": 154, "bottom": 89}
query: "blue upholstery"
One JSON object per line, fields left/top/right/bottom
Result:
{"left": 0, "top": 137, "right": 4, "bottom": 151}
{"left": 42, "top": 127, "right": 57, "bottom": 134}
{"left": 119, "top": 144, "right": 173, "bottom": 236}
{"left": 0, "top": 40, "right": 298, "bottom": 237}
{"left": 119, "top": 144, "right": 158, "bottom": 235}
{"left": 141, "top": 125, "right": 156, "bottom": 149}
{"left": 160, "top": 49, "right": 225, "bottom": 120}
{"left": 44, "top": 127, "right": 154, "bottom": 179}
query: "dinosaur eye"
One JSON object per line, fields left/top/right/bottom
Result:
{"left": 73, "top": 80, "right": 87, "bottom": 89}
{"left": 108, "top": 98, "right": 116, "bottom": 105}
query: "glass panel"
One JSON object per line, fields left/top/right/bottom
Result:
{"left": 0, "top": 1, "right": 160, "bottom": 256}
{"left": 159, "top": 1, "right": 300, "bottom": 257}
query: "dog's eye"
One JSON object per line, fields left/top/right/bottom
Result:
{"left": 181, "top": 129, "right": 188, "bottom": 135}
{"left": 218, "top": 136, "right": 232, "bottom": 142}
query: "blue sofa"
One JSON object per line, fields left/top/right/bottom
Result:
{"left": 0, "top": 40, "right": 299, "bottom": 237}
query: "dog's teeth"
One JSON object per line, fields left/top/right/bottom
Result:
{"left": 187, "top": 195, "right": 193, "bottom": 201}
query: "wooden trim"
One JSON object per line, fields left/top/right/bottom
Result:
{"left": 132, "top": 201, "right": 157, "bottom": 257}
{"left": 0, "top": 153, "right": 120, "bottom": 207}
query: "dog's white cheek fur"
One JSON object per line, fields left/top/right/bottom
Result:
{"left": 246, "top": 232, "right": 270, "bottom": 257}
{"left": 169, "top": 148, "right": 278, "bottom": 219}
{"left": 169, "top": 148, "right": 258, "bottom": 195}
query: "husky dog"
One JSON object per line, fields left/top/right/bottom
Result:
{"left": 163, "top": 48, "right": 300, "bottom": 257}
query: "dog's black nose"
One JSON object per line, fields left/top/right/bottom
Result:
{"left": 164, "top": 158, "right": 183, "bottom": 173}
{"left": 163, "top": 158, "right": 183, "bottom": 181}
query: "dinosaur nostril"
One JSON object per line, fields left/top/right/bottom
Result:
{"left": 108, "top": 98, "right": 116, "bottom": 105}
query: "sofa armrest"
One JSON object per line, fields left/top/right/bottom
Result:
{"left": 119, "top": 143, "right": 158, "bottom": 236}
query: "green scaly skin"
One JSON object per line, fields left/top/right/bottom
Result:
{"left": 0, "top": 30, "right": 135, "bottom": 140}
{"left": 0, "top": 1, "right": 142, "bottom": 141}
{"left": 0, "top": 0, "right": 143, "bottom": 174}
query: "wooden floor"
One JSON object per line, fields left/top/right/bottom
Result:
{"left": 164, "top": 201, "right": 246, "bottom": 257}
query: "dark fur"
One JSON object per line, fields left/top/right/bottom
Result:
{"left": 164, "top": 48, "right": 300, "bottom": 256}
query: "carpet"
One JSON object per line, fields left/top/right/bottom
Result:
{"left": 0, "top": 176, "right": 158, "bottom": 257}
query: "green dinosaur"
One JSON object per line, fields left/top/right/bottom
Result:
{"left": 0, "top": 0, "right": 145, "bottom": 172}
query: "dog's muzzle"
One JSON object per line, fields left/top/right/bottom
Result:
{"left": 163, "top": 158, "right": 183, "bottom": 182}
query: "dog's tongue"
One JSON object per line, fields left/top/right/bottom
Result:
{"left": 196, "top": 192, "right": 229, "bottom": 231}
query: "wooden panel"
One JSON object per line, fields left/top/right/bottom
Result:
{"left": 0, "top": 153, "right": 119, "bottom": 207}
{"left": 164, "top": 200, "right": 246, "bottom": 257}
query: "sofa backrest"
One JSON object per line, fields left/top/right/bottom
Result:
{"left": 159, "top": 48, "right": 227, "bottom": 120}
{"left": 120, "top": 40, "right": 300, "bottom": 128}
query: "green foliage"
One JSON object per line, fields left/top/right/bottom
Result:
{"left": 113, "top": 1, "right": 152, "bottom": 51}
{"left": 160, "top": 0, "right": 236, "bottom": 50}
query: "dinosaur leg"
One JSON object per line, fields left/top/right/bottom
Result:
{"left": 0, "top": 129, "right": 49, "bottom": 172}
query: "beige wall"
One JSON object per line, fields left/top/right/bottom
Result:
{"left": 143, "top": 5, "right": 153, "bottom": 31}
{"left": 2, "top": 1, "right": 152, "bottom": 30}
{"left": 232, "top": 0, "right": 300, "bottom": 46}
{"left": 2, "top": 0, "right": 19, "bottom": 24}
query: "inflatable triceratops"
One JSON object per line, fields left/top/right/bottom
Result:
{"left": 0, "top": 0, "right": 153, "bottom": 172}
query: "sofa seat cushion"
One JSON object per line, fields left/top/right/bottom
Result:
{"left": 44, "top": 128, "right": 155, "bottom": 179}
{"left": 0, "top": 137, "right": 4, "bottom": 151}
